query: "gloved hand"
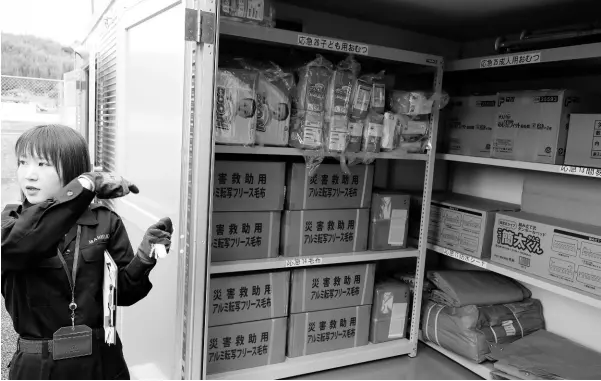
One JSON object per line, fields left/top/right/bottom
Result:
{"left": 137, "top": 217, "right": 173, "bottom": 264}
{"left": 79, "top": 172, "right": 139, "bottom": 199}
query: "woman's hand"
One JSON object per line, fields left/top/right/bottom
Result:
{"left": 78, "top": 172, "right": 139, "bottom": 199}
{"left": 137, "top": 217, "right": 173, "bottom": 264}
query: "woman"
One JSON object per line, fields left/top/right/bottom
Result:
{"left": 2, "top": 124, "right": 173, "bottom": 379}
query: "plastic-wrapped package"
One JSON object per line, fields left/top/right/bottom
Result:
{"left": 220, "top": 0, "right": 276, "bottom": 28}
{"left": 382, "top": 112, "right": 401, "bottom": 151}
{"left": 256, "top": 67, "right": 293, "bottom": 146}
{"left": 289, "top": 55, "right": 333, "bottom": 150}
{"left": 324, "top": 56, "right": 360, "bottom": 153}
{"left": 215, "top": 69, "right": 259, "bottom": 146}
{"left": 389, "top": 90, "right": 450, "bottom": 116}
{"left": 362, "top": 111, "right": 384, "bottom": 153}
{"left": 349, "top": 78, "right": 372, "bottom": 120}
{"left": 346, "top": 118, "right": 365, "bottom": 153}
{"left": 364, "top": 71, "right": 386, "bottom": 114}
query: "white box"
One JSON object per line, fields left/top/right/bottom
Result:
{"left": 492, "top": 90, "right": 601, "bottom": 164}
{"left": 565, "top": 114, "right": 601, "bottom": 169}
{"left": 445, "top": 95, "right": 497, "bottom": 157}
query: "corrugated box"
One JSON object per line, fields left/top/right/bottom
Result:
{"left": 286, "top": 163, "right": 374, "bottom": 210}
{"left": 281, "top": 209, "right": 369, "bottom": 257}
{"left": 287, "top": 305, "right": 371, "bottom": 357}
{"left": 491, "top": 211, "right": 601, "bottom": 297}
{"left": 492, "top": 90, "right": 601, "bottom": 164}
{"left": 521, "top": 172, "right": 601, "bottom": 227}
{"left": 410, "top": 193, "right": 520, "bottom": 258}
{"left": 211, "top": 212, "right": 281, "bottom": 262}
{"left": 369, "top": 279, "right": 410, "bottom": 344}
{"left": 368, "top": 192, "right": 410, "bottom": 250}
{"left": 207, "top": 318, "right": 287, "bottom": 374}
{"left": 565, "top": 114, "right": 601, "bottom": 169}
{"left": 209, "top": 271, "right": 290, "bottom": 326}
{"left": 213, "top": 161, "right": 286, "bottom": 212}
{"left": 289, "top": 263, "right": 376, "bottom": 313}
{"left": 445, "top": 95, "right": 497, "bottom": 157}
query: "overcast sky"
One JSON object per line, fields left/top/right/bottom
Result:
{"left": 1, "top": 0, "right": 92, "bottom": 45}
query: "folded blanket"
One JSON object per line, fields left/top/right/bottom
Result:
{"left": 427, "top": 270, "right": 531, "bottom": 307}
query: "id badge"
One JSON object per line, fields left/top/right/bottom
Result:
{"left": 53, "top": 325, "right": 93, "bottom": 360}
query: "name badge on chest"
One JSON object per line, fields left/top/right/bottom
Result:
{"left": 53, "top": 325, "right": 93, "bottom": 360}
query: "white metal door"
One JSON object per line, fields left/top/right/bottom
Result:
{"left": 110, "top": 0, "right": 218, "bottom": 379}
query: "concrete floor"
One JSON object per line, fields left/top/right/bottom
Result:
{"left": 288, "top": 343, "right": 483, "bottom": 380}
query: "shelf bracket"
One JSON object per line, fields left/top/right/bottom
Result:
{"left": 185, "top": 8, "right": 215, "bottom": 44}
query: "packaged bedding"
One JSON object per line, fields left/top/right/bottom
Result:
{"left": 220, "top": 0, "right": 276, "bottom": 28}
{"left": 215, "top": 69, "right": 259, "bottom": 146}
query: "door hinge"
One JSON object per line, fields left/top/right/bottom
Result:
{"left": 185, "top": 8, "right": 215, "bottom": 44}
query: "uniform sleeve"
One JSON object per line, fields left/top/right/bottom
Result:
{"left": 107, "top": 213, "right": 156, "bottom": 306}
{"left": 1, "top": 179, "right": 96, "bottom": 270}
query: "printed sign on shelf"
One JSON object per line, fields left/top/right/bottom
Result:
{"left": 479, "top": 52, "right": 542, "bottom": 69}
{"left": 440, "top": 246, "right": 487, "bottom": 269}
{"left": 285, "top": 257, "right": 323, "bottom": 268}
{"left": 559, "top": 165, "right": 601, "bottom": 178}
{"left": 297, "top": 35, "right": 369, "bottom": 56}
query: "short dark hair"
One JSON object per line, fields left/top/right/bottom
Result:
{"left": 15, "top": 124, "right": 91, "bottom": 186}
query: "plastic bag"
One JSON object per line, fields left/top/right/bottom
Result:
{"left": 289, "top": 55, "right": 333, "bottom": 150}
{"left": 214, "top": 69, "right": 259, "bottom": 146}
{"left": 381, "top": 112, "right": 401, "bottom": 151}
{"left": 397, "top": 114, "right": 432, "bottom": 153}
{"left": 220, "top": 0, "right": 276, "bottom": 28}
{"left": 349, "top": 78, "right": 372, "bottom": 120}
{"left": 233, "top": 59, "right": 294, "bottom": 147}
{"left": 324, "top": 56, "right": 360, "bottom": 154}
{"left": 346, "top": 118, "right": 365, "bottom": 153}
{"left": 361, "top": 111, "right": 384, "bottom": 154}
{"left": 389, "top": 90, "right": 449, "bottom": 116}
{"left": 363, "top": 70, "right": 386, "bottom": 114}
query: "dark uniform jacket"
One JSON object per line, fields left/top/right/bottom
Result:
{"left": 1, "top": 178, "right": 156, "bottom": 379}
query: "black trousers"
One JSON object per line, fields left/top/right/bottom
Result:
{"left": 8, "top": 331, "right": 130, "bottom": 380}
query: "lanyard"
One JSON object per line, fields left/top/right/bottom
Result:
{"left": 56, "top": 225, "right": 81, "bottom": 328}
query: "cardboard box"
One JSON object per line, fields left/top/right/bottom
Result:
{"left": 410, "top": 193, "right": 520, "bottom": 258}
{"left": 286, "top": 163, "right": 374, "bottom": 210}
{"left": 521, "top": 172, "right": 601, "bottom": 227}
{"left": 209, "top": 271, "right": 290, "bottom": 327}
{"left": 565, "top": 114, "right": 601, "bottom": 169}
{"left": 445, "top": 95, "right": 496, "bottom": 157}
{"left": 207, "top": 318, "right": 287, "bottom": 374}
{"left": 492, "top": 90, "right": 601, "bottom": 164}
{"left": 289, "top": 263, "right": 375, "bottom": 313}
{"left": 281, "top": 209, "right": 370, "bottom": 257}
{"left": 369, "top": 279, "right": 410, "bottom": 344}
{"left": 287, "top": 305, "right": 371, "bottom": 357}
{"left": 368, "top": 192, "right": 410, "bottom": 250}
{"left": 211, "top": 212, "right": 281, "bottom": 262}
{"left": 491, "top": 211, "right": 601, "bottom": 297}
{"left": 213, "top": 161, "right": 286, "bottom": 212}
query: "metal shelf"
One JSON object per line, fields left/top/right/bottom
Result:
{"left": 210, "top": 247, "right": 419, "bottom": 274}
{"left": 419, "top": 333, "right": 494, "bottom": 380}
{"left": 446, "top": 42, "right": 601, "bottom": 72}
{"left": 427, "top": 243, "right": 601, "bottom": 309}
{"left": 436, "top": 154, "right": 601, "bottom": 179}
{"left": 207, "top": 339, "right": 413, "bottom": 380}
{"left": 216, "top": 144, "right": 429, "bottom": 161}
{"left": 219, "top": 21, "right": 443, "bottom": 67}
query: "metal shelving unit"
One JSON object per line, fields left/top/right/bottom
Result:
{"left": 210, "top": 247, "right": 419, "bottom": 274}
{"left": 436, "top": 154, "right": 601, "bottom": 178}
{"left": 205, "top": 22, "right": 445, "bottom": 380}
{"left": 427, "top": 243, "right": 601, "bottom": 309}
{"left": 207, "top": 339, "right": 413, "bottom": 380}
{"left": 418, "top": 332, "right": 494, "bottom": 380}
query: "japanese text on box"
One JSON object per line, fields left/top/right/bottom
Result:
{"left": 309, "top": 173, "right": 360, "bottom": 199}
{"left": 208, "top": 331, "right": 270, "bottom": 363}
{"left": 212, "top": 284, "right": 272, "bottom": 314}
{"left": 307, "top": 316, "right": 357, "bottom": 344}
{"left": 297, "top": 35, "right": 369, "bottom": 56}
{"left": 479, "top": 52, "right": 541, "bottom": 69}
{"left": 213, "top": 221, "right": 264, "bottom": 249}
{"left": 214, "top": 172, "right": 268, "bottom": 199}
{"left": 304, "top": 218, "right": 356, "bottom": 245}
{"left": 310, "top": 274, "right": 362, "bottom": 300}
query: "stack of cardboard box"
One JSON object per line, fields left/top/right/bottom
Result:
{"left": 281, "top": 163, "right": 373, "bottom": 257}
{"left": 211, "top": 161, "right": 286, "bottom": 262}
{"left": 443, "top": 90, "right": 601, "bottom": 164}
{"left": 491, "top": 173, "right": 601, "bottom": 297}
{"left": 287, "top": 263, "right": 376, "bottom": 357}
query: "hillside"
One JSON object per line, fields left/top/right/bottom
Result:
{"left": 1, "top": 33, "right": 74, "bottom": 79}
